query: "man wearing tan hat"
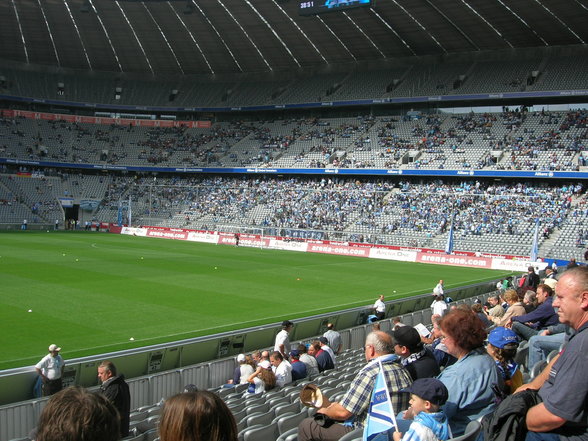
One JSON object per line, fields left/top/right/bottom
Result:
{"left": 35, "top": 344, "right": 65, "bottom": 396}
{"left": 298, "top": 331, "right": 411, "bottom": 441}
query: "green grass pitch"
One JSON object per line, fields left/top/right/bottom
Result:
{"left": 0, "top": 231, "right": 510, "bottom": 370}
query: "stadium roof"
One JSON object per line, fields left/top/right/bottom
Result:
{"left": 0, "top": 0, "right": 587, "bottom": 77}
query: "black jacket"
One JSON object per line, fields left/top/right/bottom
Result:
{"left": 100, "top": 374, "right": 131, "bottom": 437}
{"left": 405, "top": 349, "right": 441, "bottom": 381}
{"left": 482, "top": 389, "right": 542, "bottom": 441}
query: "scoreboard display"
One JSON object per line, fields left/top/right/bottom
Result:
{"left": 299, "top": 0, "right": 372, "bottom": 16}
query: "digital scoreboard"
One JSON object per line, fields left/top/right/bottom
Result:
{"left": 299, "top": 0, "right": 372, "bottom": 16}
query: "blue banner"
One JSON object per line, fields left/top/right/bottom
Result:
{"left": 1, "top": 88, "right": 587, "bottom": 113}
{"left": 2, "top": 157, "right": 588, "bottom": 179}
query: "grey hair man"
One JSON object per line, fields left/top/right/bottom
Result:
{"left": 485, "top": 294, "right": 505, "bottom": 319}
{"left": 298, "top": 331, "right": 411, "bottom": 441}
{"left": 97, "top": 361, "right": 130, "bottom": 437}
{"left": 524, "top": 266, "right": 588, "bottom": 441}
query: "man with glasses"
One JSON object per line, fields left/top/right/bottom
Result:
{"left": 298, "top": 331, "right": 411, "bottom": 441}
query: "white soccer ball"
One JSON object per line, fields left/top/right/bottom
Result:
{"left": 129, "top": 337, "right": 134, "bottom": 341}
{"left": 28, "top": 309, "right": 32, "bottom": 313}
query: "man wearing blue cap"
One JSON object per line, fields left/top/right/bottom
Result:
{"left": 290, "top": 350, "right": 308, "bottom": 381}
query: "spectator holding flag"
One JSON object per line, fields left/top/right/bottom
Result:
{"left": 392, "top": 378, "right": 451, "bottom": 441}
{"left": 298, "top": 331, "right": 411, "bottom": 441}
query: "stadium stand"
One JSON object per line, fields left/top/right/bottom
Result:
{"left": 2, "top": 47, "right": 588, "bottom": 106}
{"left": 0, "top": 108, "right": 586, "bottom": 184}
{"left": 2, "top": 108, "right": 586, "bottom": 172}
{"left": 1, "top": 166, "right": 587, "bottom": 260}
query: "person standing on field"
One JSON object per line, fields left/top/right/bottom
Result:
{"left": 35, "top": 344, "right": 65, "bottom": 396}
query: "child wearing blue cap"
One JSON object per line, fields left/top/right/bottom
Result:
{"left": 486, "top": 326, "right": 522, "bottom": 394}
{"left": 393, "top": 378, "right": 451, "bottom": 441}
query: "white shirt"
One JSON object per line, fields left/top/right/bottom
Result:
{"left": 321, "top": 345, "right": 337, "bottom": 367}
{"left": 274, "top": 329, "right": 291, "bottom": 354}
{"left": 35, "top": 354, "right": 65, "bottom": 380}
{"left": 433, "top": 283, "right": 444, "bottom": 296}
{"left": 374, "top": 299, "right": 385, "bottom": 313}
{"left": 272, "top": 360, "right": 292, "bottom": 387}
{"left": 252, "top": 376, "right": 265, "bottom": 394}
{"left": 239, "top": 364, "right": 255, "bottom": 384}
{"left": 431, "top": 299, "right": 448, "bottom": 317}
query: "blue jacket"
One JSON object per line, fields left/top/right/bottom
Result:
{"left": 511, "top": 296, "right": 558, "bottom": 329}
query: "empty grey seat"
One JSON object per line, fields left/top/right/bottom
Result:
{"left": 530, "top": 360, "right": 548, "bottom": 380}
{"left": 243, "top": 422, "right": 279, "bottom": 441}
{"left": 228, "top": 402, "right": 246, "bottom": 413}
{"left": 136, "top": 416, "right": 160, "bottom": 433}
{"left": 274, "top": 401, "right": 301, "bottom": 417}
{"left": 231, "top": 408, "right": 248, "bottom": 423}
{"left": 121, "top": 434, "right": 143, "bottom": 441}
{"left": 285, "top": 390, "right": 301, "bottom": 402}
{"left": 264, "top": 388, "right": 285, "bottom": 399}
{"left": 277, "top": 410, "right": 308, "bottom": 435}
{"left": 236, "top": 382, "right": 249, "bottom": 393}
{"left": 267, "top": 395, "right": 291, "bottom": 408}
{"left": 130, "top": 411, "right": 148, "bottom": 422}
{"left": 246, "top": 410, "right": 275, "bottom": 427}
{"left": 246, "top": 402, "right": 270, "bottom": 415}
{"left": 147, "top": 406, "right": 162, "bottom": 417}
{"left": 276, "top": 427, "right": 298, "bottom": 441}
{"left": 236, "top": 415, "right": 248, "bottom": 433}
{"left": 144, "top": 428, "right": 159, "bottom": 441}
{"left": 446, "top": 420, "right": 481, "bottom": 441}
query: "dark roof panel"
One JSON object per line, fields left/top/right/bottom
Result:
{"left": 1, "top": 0, "right": 587, "bottom": 75}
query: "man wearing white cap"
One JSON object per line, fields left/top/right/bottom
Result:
{"left": 35, "top": 344, "right": 65, "bottom": 396}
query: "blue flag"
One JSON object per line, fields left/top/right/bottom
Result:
{"left": 128, "top": 195, "right": 132, "bottom": 227}
{"left": 530, "top": 218, "right": 539, "bottom": 262}
{"left": 445, "top": 214, "right": 455, "bottom": 255}
{"left": 363, "top": 360, "right": 397, "bottom": 441}
{"left": 117, "top": 200, "right": 123, "bottom": 227}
